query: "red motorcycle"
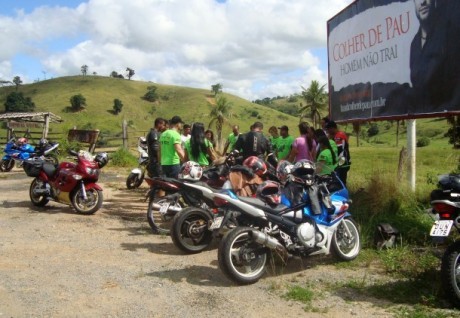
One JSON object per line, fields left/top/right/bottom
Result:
{"left": 23, "top": 150, "right": 109, "bottom": 214}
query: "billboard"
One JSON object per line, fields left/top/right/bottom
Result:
{"left": 327, "top": 0, "right": 460, "bottom": 122}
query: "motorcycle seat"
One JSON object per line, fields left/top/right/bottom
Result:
{"left": 238, "top": 196, "right": 288, "bottom": 214}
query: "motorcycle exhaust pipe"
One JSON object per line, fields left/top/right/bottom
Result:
{"left": 150, "top": 202, "right": 182, "bottom": 213}
{"left": 249, "top": 230, "right": 288, "bottom": 261}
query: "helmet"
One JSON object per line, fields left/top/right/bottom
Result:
{"left": 242, "top": 156, "right": 267, "bottom": 177}
{"left": 276, "top": 160, "right": 294, "bottom": 184}
{"left": 180, "top": 161, "right": 203, "bottom": 181}
{"left": 256, "top": 180, "right": 282, "bottom": 205}
{"left": 17, "top": 137, "right": 28, "bottom": 146}
{"left": 292, "top": 160, "right": 316, "bottom": 186}
{"left": 94, "top": 152, "right": 109, "bottom": 168}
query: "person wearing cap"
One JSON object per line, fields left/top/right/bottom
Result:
{"left": 276, "top": 125, "right": 294, "bottom": 160}
{"left": 159, "top": 115, "right": 186, "bottom": 178}
{"left": 325, "top": 121, "right": 351, "bottom": 185}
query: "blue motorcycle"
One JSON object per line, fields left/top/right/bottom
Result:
{"left": 1, "top": 138, "right": 59, "bottom": 172}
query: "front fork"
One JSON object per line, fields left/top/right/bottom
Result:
{"left": 79, "top": 181, "right": 88, "bottom": 200}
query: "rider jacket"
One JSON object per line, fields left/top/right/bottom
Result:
{"left": 146, "top": 128, "right": 160, "bottom": 163}
{"left": 234, "top": 131, "right": 272, "bottom": 160}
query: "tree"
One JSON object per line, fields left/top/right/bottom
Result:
{"left": 211, "top": 83, "right": 223, "bottom": 96}
{"left": 299, "top": 80, "right": 328, "bottom": 128}
{"left": 143, "top": 86, "right": 159, "bottom": 102}
{"left": 113, "top": 98, "right": 123, "bottom": 114}
{"left": 81, "top": 65, "right": 88, "bottom": 76}
{"left": 110, "top": 71, "right": 119, "bottom": 78}
{"left": 126, "top": 68, "right": 135, "bottom": 80}
{"left": 446, "top": 115, "right": 460, "bottom": 148}
{"left": 0, "top": 80, "right": 12, "bottom": 86}
{"left": 208, "top": 96, "right": 232, "bottom": 148}
{"left": 4, "top": 91, "right": 35, "bottom": 112}
{"left": 13, "top": 76, "right": 22, "bottom": 92}
{"left": 70, "top": 94, "right": 87, "bottom": 111}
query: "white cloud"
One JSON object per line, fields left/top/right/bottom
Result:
{"left": 0, "top": 0, "right": 354, "bottom": 100}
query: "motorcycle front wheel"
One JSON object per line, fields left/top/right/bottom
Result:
{"left": 29, "top": 178, "right": 49, "bottom": 207}
{"left": 126, "top": 172, "right": 144, "bottom": 189}
{"left": 170, "top": 207, "right": 214, "bottom": 254}
{"left": 71, "top": 187, "right": 103, "bottom": 214}
{"left": 331, "top": 217, "right": 361, "bottom": 261}
{"left": 218, "top": 226, "right": 268, "bottom": 285}
{"left": 441, "top": 241, "right": 460, "bottom": 308}
{"left": 1, "top": 158, "right": 15, "bottom": 172}
{"left": 147, "top": 195, "right": 183, "bottom": 235}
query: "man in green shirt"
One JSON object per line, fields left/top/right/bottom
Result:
{"left": 159, "top": 116, "right": 185, "bottom": 178}
{"left": 223, "top": 125, "right": 240, "bottom": 154}
{"left": 276, "top": 125, "right": 294, "bottom": 160}
{"left": 268, "top": 126, "right": 281, "bottom": 156}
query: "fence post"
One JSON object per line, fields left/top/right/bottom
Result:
{"left": 122, "top": 120, "right": 128, "bottom": 149}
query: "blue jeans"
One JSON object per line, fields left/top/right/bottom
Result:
{"left": 162, "top": 164, "right": 180, "bottom": 179}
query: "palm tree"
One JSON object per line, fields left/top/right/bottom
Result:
{"left": 208, "top": 96, "right": 232, "bottom": 149}
{"left": 299, "top": 80, "right": 328, "bottom": 128}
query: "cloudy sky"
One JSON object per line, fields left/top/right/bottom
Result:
{"left": 0, "top": 0, "right": 354, "bottom": 101}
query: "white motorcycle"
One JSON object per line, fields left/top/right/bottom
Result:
{"left": 126, "top": 137, "right": 149, "bottom": 189}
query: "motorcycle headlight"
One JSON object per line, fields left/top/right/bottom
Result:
{"left": 85, "top": 167, "right": 99, "bottom": 176}
{"left": 73, "top": 174, "right": 83, "bottom": 180}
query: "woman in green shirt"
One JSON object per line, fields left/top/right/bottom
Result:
{"left": 184, "top": 122, "right": 216, "bottom": 166}
{"left": 316, "top": 135, "right": 337, "bottom": 175}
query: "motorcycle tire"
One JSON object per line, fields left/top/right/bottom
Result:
{"left": 170, "top": 207, "right": 214, "bottom": 254}
{"left": 71, "top": 187, "right": 103, "bottom": 215}
{"left": 126, "top": 172, "right": 144, "bottom": 189}
{"left": 29, "top": 178, "right": 50, "bottom": 207}
{"left": 147, "top": 195, "right": 183, "bottom": 235}
{"left": 441, "top": 240, "right": 460, "bottom": 308}
{"left": 218, "top": 226, "right": 268, "bottom": 285}
{"left": 1, "top": 158, "right": 15, "bottom": 172}
{"left": 331, "top": 217, "right": 361, "bottom": 261}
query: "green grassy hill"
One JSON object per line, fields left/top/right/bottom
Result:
{"left": 0, "top": 76, "right": 300, "bottom": 141}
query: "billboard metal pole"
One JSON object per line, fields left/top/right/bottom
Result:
{"left": 407, "top": 119, "right": 416, "bottom": 191}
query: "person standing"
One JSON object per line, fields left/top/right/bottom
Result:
{"left": 146, "top": 117, "right": 167, "bottom": 178}
{"left": 159, "top": 116, "right": 186, "bottom": 178}
{"left": 316, "top": 135, "right": 337, "bottom": 175}
{"left": 288, "top": 122, "right": 317, "bottom": 163}
{"left": 268, "top": 126, "right": 280, "bottom": 157}
{"left": 184, "top": 123, "right": 216, "bottom": 167}
{"left": 180, "top": 124, "right": 191, "bottom": 148}
{"left": 276, "top": 125, "right": 294, "bottom": 160}
{"left": 233, "top": 121, "right": 273, "bottom": 160}
{"left": 223, "top": 125, "right": 240, "bottom": 154}
{"left": 325, "top": 121, "right": 351, "bottom": 185}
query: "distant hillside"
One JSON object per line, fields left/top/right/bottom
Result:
{"left": 0, "top": 76, "right": 300, "bottom": 138}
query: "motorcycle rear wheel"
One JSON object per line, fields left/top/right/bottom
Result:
{"left": 218, "top": 226, "right": 268, "bottom": 285}
{"left": 441, "top": 241, "right": 460, "bottom": 308}
{"left": 147, "top": 195, "right": 182, "bottom": 235}
{"left": 29, "top": 178, "right": 49, "bottom": 207}
{"left": 1, "top": 158, "right": 15, "bottom": 172}
{"left": 126, "top": 172, "right": 144, "bottom": 189}
{"left": 331, "top": 217, "right": 361, "bottom": 261}
{"left": 170, "top": 207, "right": 213, "bottom": 253}
{"left": 71, "top": 187, "right": 103, "bottom": 214}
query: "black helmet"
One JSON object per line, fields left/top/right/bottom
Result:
{"left": 256, "top": 180, "right": 282, "bottom": 205}
{"left": 292, "top": 160, "right": 316, "bottom": 186}
{"left": 95, "top": 152, "right": 109, "bottom": 168}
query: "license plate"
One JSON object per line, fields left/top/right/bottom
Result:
{"left": 208, "top": 216, "right": 224, "bottom": 230}
{"left": 430, "top": 220, "right": 453, "bottom": 237}
{"left": 159, "top": 203, "right": 170, "bottom": 214}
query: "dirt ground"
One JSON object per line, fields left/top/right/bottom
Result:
{"left": 0, "top": 167, "right": 449, "bottom": 317}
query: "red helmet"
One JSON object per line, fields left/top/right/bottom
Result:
{"left": 256, "top": 180, "right": 282, "bottom": 205}
{"left": 242, "top": 156, "right": 267, "bottom": 177}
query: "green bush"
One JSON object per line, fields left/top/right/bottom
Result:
{"left": 109, "top": 147, "right": 137, "bottom": 167}
{"left": 416, "top": 137, "right": 430, "bottom": 147}
{"left": 367, "top": 123, "right": 379, "bottom": 137}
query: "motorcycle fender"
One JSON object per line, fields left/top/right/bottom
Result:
{"left": 57, "top": 191, "right": 71, "bottom": 204}
{"left": 85, "top": 183, "right": 103, "bottom": 191}
{"left": 131, "top": 168, "right": 143, "bottom": 176}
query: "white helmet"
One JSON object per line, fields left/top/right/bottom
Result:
{"left": 179, "top": 161, "right": 203, "bottom": 181}
{"left": 276, "top": 160, "right": 294, "bottom": 185}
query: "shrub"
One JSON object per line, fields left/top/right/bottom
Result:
{"left": 70, "top": 94, "right": 86, "bottom": 111}
{"left": 367, "top": 123, "right": 379, "bottom": 137}
{"left": 416, "top": 137, "right": 430, "bottom": 147}
{"left": 110, "top": 147, "right": 137, "bottom": 167}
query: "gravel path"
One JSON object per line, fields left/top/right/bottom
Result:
{"left": 0, "top": 168, "right": 420, "bottom": 317}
